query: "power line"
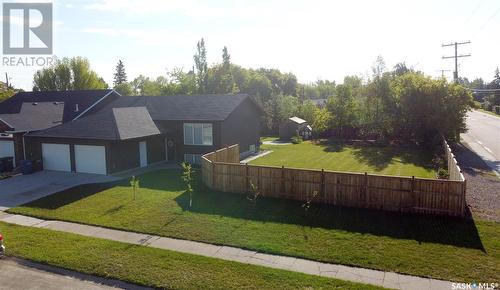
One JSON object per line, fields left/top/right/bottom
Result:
{"left": 472, "top": 6, "right": 500, "bottom": 38}
{"left": 442, "top": 41, "right": 471, "bottom": 83}
{"left": 435, "top": 69, "right": 451, "bottom": 78}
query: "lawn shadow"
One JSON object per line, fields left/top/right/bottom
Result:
{"left": 175, "top": 180, "right": 485, "bottom": 251}
{"left": 316, "top": 140, "right": 347, "bottom": 152}
{"left": 18, "top": 180, "right": 122, "bottom": 210}
{"left": 15, "top": 170, "right": 184, "bottom": 210}
{"left": 352, "top": 145, "right": 434, "bottom": 172}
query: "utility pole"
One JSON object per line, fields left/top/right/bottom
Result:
{"left": 442, "top": 41, "right": 471, "bottom": 83}
{"left": 435, "top": 69, "right": 451, "bottom": 78}
{"left": 5, "top": 73, "right": 9, "bottom": 88}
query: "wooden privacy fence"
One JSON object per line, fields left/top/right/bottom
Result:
{"left": 202, "top": 144, "right": 467, "bottom": 217}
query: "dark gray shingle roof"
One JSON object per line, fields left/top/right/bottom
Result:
{"left": 0, "top": 102, "right": 64, "bottom": 131}
{"left": 104, "top": 94, "right": 250, "bottom": 121}
{"left": 0, "top": 89, "right": 116, "bottom": 131}
{"left": 27, "top": 107, "right": 160, "bottom": 140}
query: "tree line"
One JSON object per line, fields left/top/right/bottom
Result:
{"left": 30, "top": 39, "right": 474, "bottom": 145}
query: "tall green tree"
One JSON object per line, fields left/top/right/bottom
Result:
{"left": 488, "top": 67, "right": 500, "bottom": 89}
{"left": 33, "top": 57, "right": 107, "bottom": 91}
{"left": 222, "top": 46, "right": 230, "bottom": 69}
{"left": 0, "top": 81, "right": 19, "bottom": 102}
{"left": 312, "top": 108, "right": 332, "bottom": 136}
{"left": 114, "top": 83, "right": 134, "bottom": 96}
{"left": 391, "top": 72, "right": 472, "bottom": 142}
{"left": 327, "top": 84, "right": 357, "bottom": 137}
{"left": 297, "top": 100, "right": 317, "bottom": 124}
{"left": 207, "top": 46, "right": 235, "bottom": 94}
{"left": 194, "top": 38, "right": 208, "bottom": 93}
{"left": 113, "top": 60, "right": 127, "bottom": 86}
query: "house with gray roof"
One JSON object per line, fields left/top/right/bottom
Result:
{"left": 0, "top": 89, "right": 120, "bottom": 167}
{"left": 3, "top": 92, "right": 263, "bottom": 175}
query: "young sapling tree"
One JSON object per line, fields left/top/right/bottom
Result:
{"left": 181, "top": 162, "right": 194, "bottom": 207}
{"left": 130, "top": 175, "right": 140, "bottom": 200}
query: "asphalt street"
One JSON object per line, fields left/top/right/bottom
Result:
{"left": 461, "top": 110, "right": 500, "bottom": 176}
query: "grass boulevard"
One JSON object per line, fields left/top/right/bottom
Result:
{"left": 8, "top": 169, "right": 499, "bottom": 283}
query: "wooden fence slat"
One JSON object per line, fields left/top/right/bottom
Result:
{"left": 201, "top": 144, "right": 466, "bottom": 217}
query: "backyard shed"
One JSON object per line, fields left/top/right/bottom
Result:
{"left": 279, "top": 117, "right": 312, "bottom": 140}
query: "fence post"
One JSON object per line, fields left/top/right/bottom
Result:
{"left": 364, "top": 172, "right": 368, "bottom": 206}
{"left": 411, "top": 176, "right": 415, "bottom": 211}
{"left": 462, "top": 179, "right": 467, "bottom": 217}
{"left": 212, "top": 162, "right": 216, "bottom": 189}
{"left": 281, "top": 166, "right": 285, "bottom": 194}
{"left": 245, "top": 163, "right": 249, "bottom": 192}
{"left": 257, "top": 166, "right": 261, "bottom": 193}
{"left": 321, "top": 169, "right": 325, "bottom": 197}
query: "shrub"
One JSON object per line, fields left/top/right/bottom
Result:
{"left": 494, "top": 105, "right": 500, "bottom": 115}
{"left": 291, "top": 132, "right": 303, "bottom": 144}
{"left": 483, "top": 101, "right": 493, "bottom": 111}
{"left": 432, "top": 155, "right": 445, "bottom": 169}
{"left": 246, "top": 180, "right": 260, "bottom": 207}
{"left": 437, "top": 168, "right": 449, "bottom": 179}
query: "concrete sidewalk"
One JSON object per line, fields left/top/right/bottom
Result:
{"left": 0, "top": 212, "right": 454, "bottom": 290}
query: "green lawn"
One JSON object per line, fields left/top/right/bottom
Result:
{"left": 0, "top": 222, "right": 378, "bottom": 290}
{"left": 252, "top": 140, "right": 436, "bottom": 178}
{"left": 9, "top": 170, "right": 500, "bottom": 282}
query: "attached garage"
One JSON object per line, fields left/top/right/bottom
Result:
{"left": 41, "top": 143, "right": 71, "bottom": 172}
{"left": 75, "top": 145, "right": 107, "bottom": 174}
{"left": 26, "top": 106, "right": 162, "bottom": 175}
{"left": 0, "top": 140, "right": 15, "bottom": 158}
{"left": 0, "top": 140, "right": 15, "bottom": 166}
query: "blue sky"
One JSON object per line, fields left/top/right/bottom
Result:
{"left": 2, "top": 0, "right": 500, "bottom": 90}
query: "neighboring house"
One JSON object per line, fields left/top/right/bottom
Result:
{"left": 309, "top": 98, "right": 328, "bottom": 108}
{"left": 23, "top": 94, "right": 262, "bottom": 175}
{"left": 279, "top": 116, "right": 312, "bottom": 141}
{"left": 0, "top": 90, "right": 120, "bottom": 167}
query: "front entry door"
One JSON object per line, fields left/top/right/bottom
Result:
{"left": 139, "top": 141, "right": 147, "bottom": 167}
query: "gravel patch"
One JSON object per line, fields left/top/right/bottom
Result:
{"left": 452, "top": 142, "right": 500, "bottom": 222}
{"left": 262, "top": 140, "right": 293, "bottom": 145}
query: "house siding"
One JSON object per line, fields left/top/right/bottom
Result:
{"left": 108, "top": 135, "right": 164, "bottom": 174}
{"left": 155, "top": 120, "right": 222, "bottom": 162}
{"left": 220, "top": 98, "right": 261, "bottom": 157}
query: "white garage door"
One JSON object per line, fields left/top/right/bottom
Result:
{"left": 75, "top": 145, "right": 106, "bottom": 175}
{"left": 42, "top": 143, "right": 71, "bottom": 172}
{"left": 0, "top": 140, "right": 15, "bottom": 166}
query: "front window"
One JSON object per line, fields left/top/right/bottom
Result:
{"left": 184, "top": 123, "right": 213, "bottom": 145}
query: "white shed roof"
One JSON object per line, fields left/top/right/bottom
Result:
{"left": 289, "top": 116, "right": 307, "bottom": 124}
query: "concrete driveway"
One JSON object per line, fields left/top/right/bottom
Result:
{"left": 0, "top": 171, "right": 119, "bottom": 210}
